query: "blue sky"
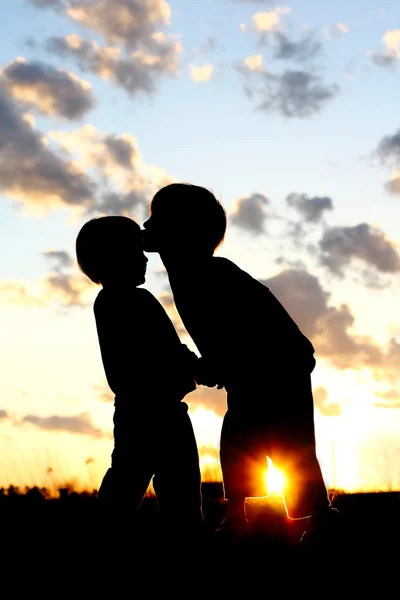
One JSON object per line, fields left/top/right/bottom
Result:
{"left": 1, "top": 0, "right": 400, "bottom": 493}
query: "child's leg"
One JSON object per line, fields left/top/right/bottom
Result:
{"left": 152, "top": 403, "right": 203, "bottom": 530}
{"left": 270, "top": 374, "right": 331, "bottom": 519}
{"left": 98, "top": 442, "right": 153, "bottom": 515}
{"left": 220, "top": 408, "right": 267, "bottom": 523}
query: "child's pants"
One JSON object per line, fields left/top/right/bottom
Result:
{"left": 220, "top": 372, "right": 331, "bottom": 519}
{"left": 97, "top": 402, "right": 203, "bottom": 527}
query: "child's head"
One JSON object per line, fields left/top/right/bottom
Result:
{"left": 76, "top": 216, "right": 148, "bottom": 286}
{"left": 143, "top": 183, "right": 227, "bottom": 256}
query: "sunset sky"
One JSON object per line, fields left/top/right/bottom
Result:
{"left": 1, "top": 0, "right": 400, "bottom": 494}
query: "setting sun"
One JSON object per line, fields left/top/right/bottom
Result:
{"left": 266, "top": 457, "right": 286, "bottom": 496}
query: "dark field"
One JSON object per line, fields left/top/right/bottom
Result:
{"left": 1, "top": 483, "right": 399, "bottom": 592}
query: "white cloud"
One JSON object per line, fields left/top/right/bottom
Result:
{"left": 190, "top": 64, "right": 213, "bottom": 83}
{"left": 252, "top": 11, "right": 280, "bottom": 31}
{"left": 370, "top": 29, "right": 400, "bottom": 67}
{"left": 244, "top": 54, "right": 263, "bottom": 71}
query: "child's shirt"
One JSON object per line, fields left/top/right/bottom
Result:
{"left": 94, "top": 286, "right": 197, "bottom": 415}
{"left": 167, "top": 257, "right": 315, "bottom": 391}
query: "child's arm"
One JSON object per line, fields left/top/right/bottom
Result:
{"left": 94, "top": 292, "right": 146, "bottom": 396}
{"left": 194, "top": 356, "right": 224, "bottom": 389}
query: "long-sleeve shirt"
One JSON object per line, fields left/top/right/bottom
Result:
{"left": 93, "top": 286, "right": 197, "bottom": 412}
{"left": 167, "top": 257, "right": 315, "bottom": 392}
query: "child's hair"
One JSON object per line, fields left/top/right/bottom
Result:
{"left": 76, "top": 215, "right": 141, "bottom": 284}
{"left": 150, "top": 183, "right": 227, "bottom": 254}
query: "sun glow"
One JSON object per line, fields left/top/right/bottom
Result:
{"left": 265, "top": 457, "right": 285, "bottom": 495}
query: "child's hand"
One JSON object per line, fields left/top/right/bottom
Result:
{"left": 195, "top": 357, "right": 224, "bottom": 389}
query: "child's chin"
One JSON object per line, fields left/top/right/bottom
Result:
{"left": 143, "top": 243, "right": 158, "bottom": 253}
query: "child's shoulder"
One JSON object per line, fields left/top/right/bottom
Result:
{"left": 211, "top": 256, "right": 253, "bottom": 282}
{"left": 94, "top": 286, "right": 152, "bottom": 313}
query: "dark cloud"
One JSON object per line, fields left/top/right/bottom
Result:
{"left": 377, "top": 129, "right": 400, "bottom": 164}
{"left": 47, "top": 34, "right": 180, "bottom": 97}
{"left": 313, "top": 387, "right": 341, "bottom": 417}
{"left": 272, "top": 32, "right": 321, "bottom": 61}
{"left": 32, "top": 0, "right": 62, "bottom": 6}
{"left": 92, "top": 189, "right": 146, "bottom": 215}
{"left": 102, "top": 134, "right": 136, "bottom": 167}
{"left": 261, "top": 269, "right": 329, "bottom": 339}
{"left": 0, "top": 410, "right": 9, "bottom": 421}
{"left": 319, "top": 224, "right": 400, "bottom": 277}
{"left": 43, "top": 250, "right": 73, "bottom": 273}
{"left": 230, "top": 193, "right": 270, "bottom": 234}
{"left": 45, "top": 273, "right": 91, "bottom": 306}
{"left": 22, "top": 412, "right": 109, "bottom": 438}
{"left": 370, "top": 53, "right": 397, "bottom": 68}
{"left": 1, "top": 59, "right": 95, "bottom": 119}
{"left": 242, "top": 69, "right": 339, "bottom": 118}
{"left": 286, "top": 193, "right": 333, "bottom": 223}
{"left": 0, "top": 85, "right": 95, "bottom": 209}
{"left": 262, "top": 269, "right": 383, "bottom": 371}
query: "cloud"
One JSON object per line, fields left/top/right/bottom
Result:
{"left": 22, "top": 412, "right": 109, "bottom": 438}
{"left": 32, "top": 0, "right": 171, "bottom": 49}
{"left": 375, "top": 131, "right": 400, "bottom": 194}
{"left": 190, "top": 64, "right": 213, "bottom": 82}
{"left": 0, "top": 410, "right": 9, "bottom": 421}
{"left": 65, "top": 0, "right": 171, "bottom": 49}
{"left": 386, "top": 172, "right": 400, "bottom": 195}
{"left": 1, "top": 58, "right": 95, "bottom": 119}
{"left": 319, "top": 224, "right": 400, "bottom": 277}
{"left": 244, "top": 55, "right": 263, "bottom": 71}
{"left": 374, "top": 388, "right": 400, "bottom": 408}
{"left": 286, "top": 193, "right": 333, "bottom": 223}
{"left": 241, "top": 69, "right": 339, "bottom": 118}
{"left": 93, "top": 383, "right": 114, "bottom": 403}
{"left": 324, "top": 22, "right": 350, "bottom": 40}
{"left": 0, "top": 250, "right": 95, "bottom": 308}
{"left": 48, "top": 124, "right": 171, "bottom": 215}
{"left": 47, "top": 33, "right": 181, "bottom": 97}
{"left": 43, "top": 250, "right": 73, "bottom": 273}
{"left": 0, "top": 85, "right": 95, "bottom": 211}
{"left": 272, "top": 32, "right": 322, "bottom": 61}
{"left": 313, "top": 387, "right": 342, "bottom": 416}
{"left": 262, "top": 269, "right": 383, "bottom": 371}
{"left": 32, "top": 0, "right": 62, "bottom": 6}
{"left": 0, "top": 273, "right": 94, "bottom": 308}
{"left": 370, "top": 29, "right": 400, "bottom": 68}
{"left": 369, "top": 53, "right": 396, "bottom": 68}
{"left": 157, "top": 291, "right": 187, "bottom": 337}
{"left": 377, "top": 129, "right": 400, "bottom": 164}
{"left": 230, "top": 193, "right": 270, "bottom": 234}
{"left": 252, "top": 7, "right": 291, "bottom": 32}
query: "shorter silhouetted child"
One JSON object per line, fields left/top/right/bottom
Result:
{"left": 143, "top": 183, "right": 337, "bottom": 543}
{"left": 75, "top": 215, "right": 204, "bottom": 533}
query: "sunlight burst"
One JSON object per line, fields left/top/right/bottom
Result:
{"left": 266, "top": 457, "right": 285, "bottom": 495}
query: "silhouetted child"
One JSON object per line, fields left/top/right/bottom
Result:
{"left": 75, "top": 215, "right": 204, "bottom": 533}
{"left": 143, "top": 183, "right": 337, "bottom": 542}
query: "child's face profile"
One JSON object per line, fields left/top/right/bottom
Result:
{"left": 113, "top": 236, "right": 148, "bottom": 286}
{"left": 130, "top": 245, "right": 148, "bottom": 286}
{"left": 142, "top": 208, "right": 164, "bottom": 253}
